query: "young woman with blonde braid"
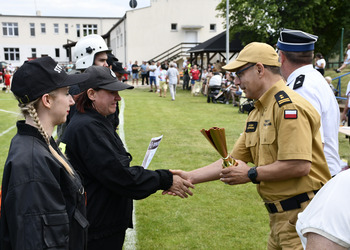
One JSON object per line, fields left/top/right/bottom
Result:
{"left": 0, "top": 57, "right": 90, "bottom": 249}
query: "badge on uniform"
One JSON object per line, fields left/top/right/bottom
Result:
{"left": 246, "top": 121, "right": 258, "bottom": 132}
{"left": 264, "top": 120, "right": 272, "bottom": 126}
{"left": 275, "top": 91, "right": 292, "bottom": 107}
{"left": 284, "top": 109, "right": 298, "bottom": 119}
{"left": 293, "top": 75, "right": 305, "bottom": 90}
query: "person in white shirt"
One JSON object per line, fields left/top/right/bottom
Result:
{"left": 278, "top": 28, "right": 344, "bottom": 177}
{"left": 166, "top": 63, "right": 180, "bottom": 101}
{"left": 314, "top": 52, "right": 326, "bottom": 75}
{"left": 154, "top": 61, "right": 161, "bottom": 93}
{"left": 341, "top": 80, "right": 350, "bottom": 126}
{"left": 335, "top": 43, "right": 350, "bottom": 73}
{"left": 148, "top": 61, "right": 157, "bottom": 92}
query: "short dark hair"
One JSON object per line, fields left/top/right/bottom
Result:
{"left": 281, "top": 50, "right": 313, "bottom": 65}
{"left": 263, "top": 65, "right": 281, "bottom": 75}
{"left": 315, "top": 52, "right": 323, "bottom": 59}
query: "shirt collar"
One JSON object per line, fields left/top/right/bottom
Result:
{"left": 16, "top": 120, "right": 57, "bottom": 149}
{"left": 287, "top": 64, "right": 313, "bottom": 85}
{"left": 255, "top": 79, "right": 287, "bottom": 109}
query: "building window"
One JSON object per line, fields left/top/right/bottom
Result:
{"left": 55, "top": 48, "right": 60, "bottom": 57}
{"left": 4, "top": 48, "right": 20, "bottom": 61}
{"left": 41, "top": 23, "right": 46, "bottom": 33}
{"left": 76, "top": 24, "right": 80, "bottom": 37}
{"left": 171, "top": 23, "right": 177, "bottom": 31}
{"left": 83, "top": 24, "right": 98, "bottom": 36}
{"left": 210, "top": 24, "right": 216, "bottom": 31}
{"left": 2, "top": 22, "right": 19, "bottom": 36}
{"left": 65, "top": 24, "right": 69, "bottom": 34}
{"left": 30, "top": 23, "right": 35, "bottom": 36}
{"left": 31, "top": 48, "right": 37, "bottom": 58}
{"left": 54, "top": 23, "right": 59, "bottom": 34}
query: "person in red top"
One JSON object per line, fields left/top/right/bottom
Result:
{"left": 4, "top": 70, "right": 11, "bottom": 93}
{"left": 190, "top": 65, "right": 201, "bottom": 95}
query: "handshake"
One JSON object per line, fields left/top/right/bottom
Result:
{"left": 162, "top": 127, "right": 241, "bottom": 198}
{"left": 162, "top": 158, "right": 246, "bottom": 198}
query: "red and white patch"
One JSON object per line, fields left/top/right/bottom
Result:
{"left": 284, "top": 109, "right": 297, "bottom": 119}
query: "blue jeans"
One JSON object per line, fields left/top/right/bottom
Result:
{"left": 150, "top": 76, "right": 156, "bottom": 86}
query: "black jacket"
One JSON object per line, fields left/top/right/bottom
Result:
{"left": 0, "top": 121, "right": 88, "bottom": 250}
{"left": 62, "top": 109, "right": 172, "bottom": 240}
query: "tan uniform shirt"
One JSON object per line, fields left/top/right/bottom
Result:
{"left": 231, "top": 79, "right": 331, "bottom": 202}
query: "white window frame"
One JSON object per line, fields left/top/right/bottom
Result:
{"left": 54, "top": 23, "right": 59, "bottom": 34}
{"left": 171, "top": 23, "right": 177, "bottom": 31}
{"left": 2, "top": 22, "right": 19, "bottom": 36}
{"left": 41, "top": 23, "right": 46, "bottom": 33}
{"left": 30, "top": 23, "right": 35, "bottom": 36}
{"left": 83, "top": 24, "right": 98, "bottom": 36}
{"left": 31, "top": 48, "right": 37, "bottom": 58}
{"left": 4, "top": 48, "right": 20, "bottom": 61}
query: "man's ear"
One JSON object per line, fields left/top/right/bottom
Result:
{"left": 256, "top": 63, "right": 264, "bottom": 75}
{"left": 279, "top": 51, "right": 285, "bottom": 64}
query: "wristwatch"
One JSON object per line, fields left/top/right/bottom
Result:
{"left": 248, "top": 166, "right": 260, "bottom": 184}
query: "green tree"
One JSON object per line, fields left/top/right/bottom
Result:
{"left": 216, "top": 0, "right": 350, "bottom": 58}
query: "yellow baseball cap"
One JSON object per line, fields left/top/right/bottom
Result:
{"left": 222, "top": 42, "right": 281, "bottom": 72}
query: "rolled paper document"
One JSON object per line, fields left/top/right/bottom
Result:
{"left": 200, "top": 127, "right": 237, "bottom": 168}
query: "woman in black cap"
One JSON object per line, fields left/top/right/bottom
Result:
{"left": 61, "top": 66, "right": 194, "bottom": 250}
{"left": 0, "top": 56, "right": 90, "bottom": 249}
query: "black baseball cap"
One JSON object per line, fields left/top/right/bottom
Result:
{"left": 11, "top": 57, "right": 90, "bottom": 104}
{"left": 80, "top": 66, "right": 134, "bottom": 91}
{"left": 106, "top": 53, "right": 119, "bottom": 66}
{"left": 111, "top": 62, "right": 128, "bottom": 75}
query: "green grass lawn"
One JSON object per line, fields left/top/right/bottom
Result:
{"left": 0, "top": 68, "right": 349, "bottom": 249}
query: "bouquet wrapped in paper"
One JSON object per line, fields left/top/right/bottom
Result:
{"left": 200, "top": 127, "right": 237, "bottom": 168}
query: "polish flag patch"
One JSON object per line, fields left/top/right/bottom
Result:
{"left": 284, "top": 109, "right": 297, "bottom": 119}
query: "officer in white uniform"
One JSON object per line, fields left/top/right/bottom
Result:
{"left": 277, "top": 28, "right": 344, "bottom": 177}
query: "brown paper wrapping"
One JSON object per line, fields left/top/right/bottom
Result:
{"left": 200, "top": 127, "right": 237, "bottom": 168}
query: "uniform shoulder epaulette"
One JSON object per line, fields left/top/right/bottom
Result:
{"left": 275, "top": 90, "right": 292, "bottom": 107}
{"left": 293, "top": 74, "right": 305, "bottom": 90}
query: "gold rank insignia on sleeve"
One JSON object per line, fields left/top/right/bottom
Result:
{"left": 245, "top": 121, "right": 258, "bottom": 132}
{"left": 274, "top": 91, "right": 292, "bottom": 107}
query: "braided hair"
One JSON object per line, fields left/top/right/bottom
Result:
{"left": 19, "top": 97, "right": 75, "bottom": 176}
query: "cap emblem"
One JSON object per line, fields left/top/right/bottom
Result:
{"left": 54, "top": 64, "right": 63, "bottom": 73}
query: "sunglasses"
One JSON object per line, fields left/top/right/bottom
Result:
{"left": 236, "top": 64, "right": 255, "bottom": 79}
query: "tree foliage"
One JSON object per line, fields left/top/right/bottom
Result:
{"left": 216, "top": 0, "right": 350, "bottom": 58}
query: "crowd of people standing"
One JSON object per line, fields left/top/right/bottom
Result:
{"left": 124, "top": 58, "right": 243, "bottom": 106}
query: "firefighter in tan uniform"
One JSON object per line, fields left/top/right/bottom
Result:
{"left": 170, "top": 42, "right": 331, "bottom": 250}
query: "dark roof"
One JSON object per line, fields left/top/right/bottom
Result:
{"left": 188, "top": 31, "right": 243, "bottom": 53}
